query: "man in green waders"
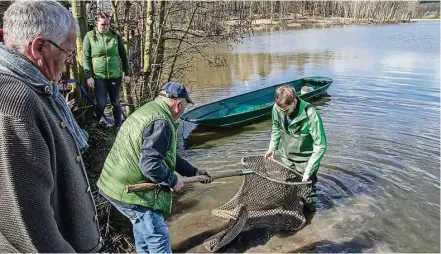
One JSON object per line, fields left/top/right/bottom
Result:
{"left": 97, "top": 82, "right": 211, "bottom": 253}
{"left": 265, "top": 84, "right": 327, "bottom": 214}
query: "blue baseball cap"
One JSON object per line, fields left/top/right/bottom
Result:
{"left": 160, "top": 82, "right": 194, "bottom": 104}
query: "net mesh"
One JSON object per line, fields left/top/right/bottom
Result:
{"left": 203, "top": 155, "right": 312, "bottom": 252}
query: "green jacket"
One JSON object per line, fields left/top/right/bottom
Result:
{"left": 83, "top": 29, "right": 130, "bottom": 79}
{"left": 97, "top": 98, "right": 177, "bottom": 214}
{"left": 269, "top": 98, "right": 327, "bottom": 175}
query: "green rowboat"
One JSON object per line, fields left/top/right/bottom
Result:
{"left": 181, "top": 76, "right": 332, "bottom": 128}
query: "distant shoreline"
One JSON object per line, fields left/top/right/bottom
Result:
{"left": 227, "top": 16, "right": 439, "bottom": 31}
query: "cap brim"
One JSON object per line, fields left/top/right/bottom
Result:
{"left": 185, "top": 96, "right": 194, "bottom": 105}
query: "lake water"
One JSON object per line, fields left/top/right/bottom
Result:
{"left": 168, "top": 21, "right": 440, "bottom": 253}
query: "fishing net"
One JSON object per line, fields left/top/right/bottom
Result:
{"left": 203, "top": 155, "right": 312, "bottom": 252}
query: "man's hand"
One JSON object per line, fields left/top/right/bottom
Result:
{"left": 87, "top": 78, "right": 95, "bottom": 90}
{"left": 123, "top": 76, "right": 131, "bottom": 84}
{"left": 65, "top": 91, "right": 75, "bottom": 109}
{"left": 171, "top": 179, "right": 184, "bottom": 192}
{"left": 196, "top": 168, "right": 212, "bottom": 184}
{"left": 264, "top": 150, "right": 275, "bottom": 159}
{"left": 302, "top": 174, "right": 310, "bottom": 182}
{"left": 67, "top": 98, "right": 75, "bottom": 109}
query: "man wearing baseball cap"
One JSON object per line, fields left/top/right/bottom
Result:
{"left": 97, "top": 82, "right": 210, "bottom": 253}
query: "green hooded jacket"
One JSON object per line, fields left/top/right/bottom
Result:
{"left": 83, "top": 29, "right": 130, "bottom": 79}
{"left": 269, "top": 98, "right": 327, "bottom": 175}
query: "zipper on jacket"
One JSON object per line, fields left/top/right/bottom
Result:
{"left": 101, "top": 33, "right": 109, "bottom": 78}
{"left": 169, "top": 198, "right": 172, "bottom": 214}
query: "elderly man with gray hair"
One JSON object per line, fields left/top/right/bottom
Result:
{"left": 0, "top": 1, "right": 102, "bottom": 252}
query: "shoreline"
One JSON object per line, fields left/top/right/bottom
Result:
{"left": 227, "top": 16, "right": 439, "bottom": 31}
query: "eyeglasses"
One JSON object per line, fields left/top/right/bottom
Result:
{"left": 276, "top": 102, "right": 295, "bottom": 113}
{"left": 277, "top": 106, "right": 290, "bottom": 113}
{"left": 46, "top": 39, "right": 76, "bottom": 64}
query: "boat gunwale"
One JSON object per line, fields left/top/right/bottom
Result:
{"left": 190, "top": 82, "right": 331, "bottom": 127}
{"left": 182, "top": 76, "right": 332, "bottom": 123}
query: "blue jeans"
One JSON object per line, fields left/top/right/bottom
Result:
{"left": 94, "top": 77, "right": 123, "bottom": 127}
{"left": 109, "top": 201, "right": 172, "bottom": 253}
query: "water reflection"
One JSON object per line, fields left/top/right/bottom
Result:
{"left": 187, "top": 50, "right": 338, "bottom": 94}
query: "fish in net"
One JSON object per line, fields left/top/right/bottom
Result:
{"left": 203, "top": 155, "right": 312, "bottom": 252}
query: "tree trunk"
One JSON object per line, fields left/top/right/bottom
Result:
{"left": 110, "top": 0, "right": 120, "bottom": 32}
{"left": 270, "top": 1, "right": 274, "bottom": 24}
{"left": 123, "top": 0, "right": 133, "bottom": 114}
{"left": 150, "top": 0, "right": 166, "bottom": 89}
{"left": 71, "top": 0, "right": 93, "bottom": 122}
{"left": 142, "top": 0, "right": 154, "bottom": 102}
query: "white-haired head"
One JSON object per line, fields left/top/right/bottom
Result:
{"left": 3, "top": 1, "right": 79, "bottom": 53}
